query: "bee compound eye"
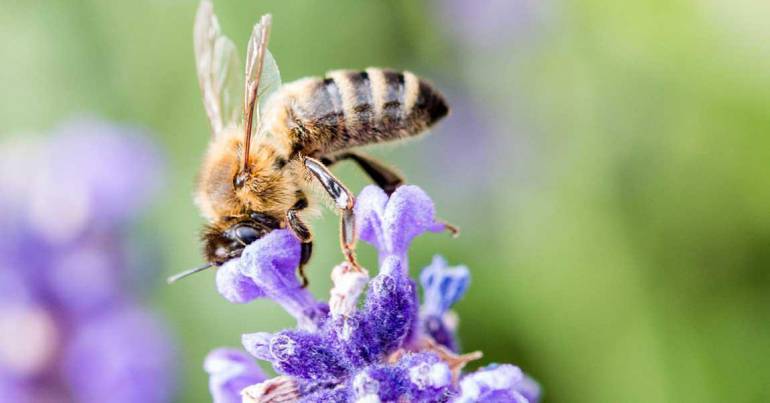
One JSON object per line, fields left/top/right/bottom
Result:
{"left": 233, "top": 225, "right": 261, "bottom": 245}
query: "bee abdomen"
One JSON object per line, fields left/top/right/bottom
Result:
{"left": 285, "top": 68, "right": 448, "bottom": 155}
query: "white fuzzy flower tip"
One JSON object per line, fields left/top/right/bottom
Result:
{"left": 329, "top": 262, "right": 369, "bottom": 318}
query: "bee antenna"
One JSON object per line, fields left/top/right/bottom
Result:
{"left": 166, "top": 263, "right": 213, "bottom": 284}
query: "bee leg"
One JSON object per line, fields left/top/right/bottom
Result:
{"left": 288, "top": 198, "right": 313, "bottom": 287}
{"left": 298, "top": 241, "right": 312, "bottom": 288}
{"left": 304, "top": 157, "right": 361, "bottom": 270}
{"left": 321, "top": 152, "right": 404, "bottom": 195}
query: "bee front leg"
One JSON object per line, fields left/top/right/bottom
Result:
{"left": 287, "top": 199, "right": 313, "bottom": 287}
{"left": 304, "top": 157, "right": 361, "bottom": 270}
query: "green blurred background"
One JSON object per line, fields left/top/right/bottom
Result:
{"left": 2, "top": 0, "right": 769, "bottom": 401}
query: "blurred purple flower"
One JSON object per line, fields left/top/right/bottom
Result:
{"left": 435, "top": 0, "right": 542, "bottom": 48}
{"left": 64, "top": 306, "right": 175, "bottom": 403}
{"left": 0, "top": 118, "right": 176, "bottom": 402}
{"left": 209, "top": 185, "right": 540, "bottom": 402}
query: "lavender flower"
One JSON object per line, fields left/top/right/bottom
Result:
{"left": 419, "top": 255, "right": 470, "bottom": 352}
{"left": 205, "top": 349, "right": 267, "bottom": 403}
{"left": 435, "top": 0, "right": 544, "bottom": 48}
{"left": 209, "top": 185, "right": 540, "bottom": 402}
{"left": 0, "top": 119, "right": 176, "bottom": 402}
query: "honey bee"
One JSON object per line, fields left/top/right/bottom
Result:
{"left": 168, "top": 0, "right": 452, "bottom": 284}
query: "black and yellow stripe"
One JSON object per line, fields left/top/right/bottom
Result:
{"left": 280, "top": 67, "right": 449, "bottom": 157}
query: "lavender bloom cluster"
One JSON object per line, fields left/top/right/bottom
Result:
{"left": 0, "top": 120, "right": 175, "bottom": 402}
{"left": 208, "top": 185, "right": 539, "bottom": 402}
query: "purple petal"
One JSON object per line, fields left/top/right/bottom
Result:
{"left": 216, "top": 259, "right": 265, "bottom": 304}
{"left": 355, "top": 185, "right": 444, "bottom": 259}
{"left": 346, "top": 352, "right": 454, "bottom": 402}
{"left": 458, "top": 364, "right": 539, "bottom": 403}
{"left": 218, "top": 230, "right": 327, "bottom": 329}
{"left": 420, "top": 255, "right": 470, "bottom": 316}
{"left": 516, "top": 375, "right": 542, "bottom": 403}
{"left": 204, "top": 348, "right": 267, "bottom": 403}
{"left": 241, "top": 332, "right": 274, "bottom": 362}
{"left": 419, "top": 255, "right": 470, "bottom": 351}
{"left": 244, "top": 330, "right": 349, "bottom": 382}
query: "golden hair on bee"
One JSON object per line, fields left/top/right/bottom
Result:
{"left": 169, "top": 0, "right": 451, "bottom": 286}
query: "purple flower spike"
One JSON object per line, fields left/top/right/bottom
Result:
{"left": 362, "top": 256, "right": 419, "bottom": 354}
{"left": 355, "top": 185, "right": 445, "bottom": 260}
{"left": 337, "top": 256, "right": 418, "bottom": 368}
{"left": 217, "top": 230, "right": 327, "bottom": 329}
{"left": 204, "top": 348, "right": 267, "bottom": 403}
{"left": 207, "top": 185, "right": 542, "bottom": 402}
{"left": 419, "top": 255, "right": 470, "bottom": 351}
{"left": 457, "top": 364, "right": 540, "bottom": 403}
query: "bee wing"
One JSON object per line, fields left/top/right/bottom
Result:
{"left": 243, "top": 14, "right": 282, "bottom": 138}
{"left": 194, "top": 0, "right": 242, "bottom": 136}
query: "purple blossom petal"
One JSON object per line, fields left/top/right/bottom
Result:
{"left": 204, "top": 348, "right": 267, "bottom": 403}
{"left": 216, "top": 259, "right": 265, "bottom": 304}
{"left": 244, "top": 330, "right": 349, "bottom": 382}
{"left": 347, "top": 352, "right": 454, "bottom": 402}
{"left": 420, "top": 255, "right": 470, "bottom": 316}
{"left": 298, "top": 385, "right": 348, "bottom": 403}
{"left": 516, "top": 374, "right": 542, "bottom": 403}
{"left": 220, "top": 230, "right": 326, "bottom": 329}
{"left": 355, "top": 185, "right": 444, "bottom": 260}
{"left": 64, "top": 305, "right": 176, "bottom": 403}
{"left": 419, "top": 255, "right": 469, "bottom": 351}
{"left": 458, "top": 364, "right": 539, "bottom": 403}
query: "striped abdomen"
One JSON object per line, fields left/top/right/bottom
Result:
{"left": 267, "top": 68, "right": 449, "bottom": 157}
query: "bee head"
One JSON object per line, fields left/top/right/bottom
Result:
{"left": 202, "top": 213, "right": 282, "bottom": 265}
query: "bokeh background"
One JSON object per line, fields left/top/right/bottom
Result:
{"left": 2, "top": 0, "right": 769, "bottom": 402}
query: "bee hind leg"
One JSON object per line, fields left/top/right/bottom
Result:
{"left": 321, "top": 152, "right": 403, "bottom": 195}
{"left": 287, "top": 198, "right": 313, "bottom": 287}
{"left": 304, "top": 157, "right": 362, "bottom": 271}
